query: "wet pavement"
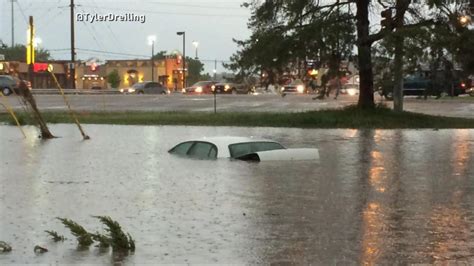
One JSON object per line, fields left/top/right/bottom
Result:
{"left": 1, "top": 124, "right": 474, "bottom": 264}
{"left": 3, "top": 94, "right": 474, "bottom": 118}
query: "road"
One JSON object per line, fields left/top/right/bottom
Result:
{"left": 2, "top": 93, "right": 474, "bottom": 118}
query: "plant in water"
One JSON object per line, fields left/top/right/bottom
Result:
{"left": 91, "top": 232, "right": 111, "bottom": 248}
{"left": 57, "top": 218, "right": 93, "bottom": 247}
{"left": 0, "top": 241, "right": 12, "bottom": 252}
{"left": 93, "top": 216, "right": 135, "bottom": 252}
{"left": 45, "top": 230, "right": 66, "bottom": 242}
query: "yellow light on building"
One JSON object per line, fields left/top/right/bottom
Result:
{"left": 310, "top": 69, "right": 318, "bottom": 76}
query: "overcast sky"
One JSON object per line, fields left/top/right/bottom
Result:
{"left": 0, "top": 0, "right": 252, "bottom": 73}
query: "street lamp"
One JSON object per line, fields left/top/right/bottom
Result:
{"left": 176, "top": 31, "right": 186, "bottom": 89}
{"left": 148, "top": 35, "right": 156, "bottom": 82}
{"left": 192, "top": 40, "right": 199, "bottom": 59}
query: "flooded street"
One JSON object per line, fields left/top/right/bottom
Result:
{"left": 1, "top": 125, "right": 474, "bottom": 264}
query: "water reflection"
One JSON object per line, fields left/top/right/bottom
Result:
{"left": 1, "top": 125, "right": 474, "bottom": 264}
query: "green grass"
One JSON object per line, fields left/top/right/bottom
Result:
{"left": 1, "top": 105, "right": 474, "bottom": 129}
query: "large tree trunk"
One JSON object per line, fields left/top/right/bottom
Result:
{"left": 356, "top": 0, "right": 375, "bottom": 109}
{"left": 393, "top": 33, "right": 404, "bottom": 112}
{"left": 393, "top": 0, "right": 410, "bottom": 112}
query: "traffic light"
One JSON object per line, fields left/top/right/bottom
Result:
{"left": 381, "top": 9, "right": 393, "bottom": 29}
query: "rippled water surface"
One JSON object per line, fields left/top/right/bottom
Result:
{"left": 1, "top": 125, "right": 474, "bottom": 264}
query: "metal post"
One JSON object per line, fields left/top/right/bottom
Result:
{"left": 183, "top": 32, "right": 186, "bottom": 88}
{"left": 70, "top": 0, "right": 76, "bottom": 89}
{"left": 151, "top": 41, "right": 154, "bottom": 82}
{"left": 11, "top": 0, "right": 14, "bottom": 47}
{"left": 214, "top": 59, "right": 217, "bottom": 80}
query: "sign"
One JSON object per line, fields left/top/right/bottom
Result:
{"left": 33, "top": 63, "right": 48, "bottom": 72}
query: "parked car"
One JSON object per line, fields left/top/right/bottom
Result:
{"left": 120, "top": 81, "right": 169, "bottom": 95}
{"left": 0, "top": 75, "right": 19, "bottom": 96}
{"left": 183, "top": 81, "right": 218, "bottom": 94}
{"left": 211, "top": 82, "right": 253, "bottom": 94}
{"left": 169, "top": 136, "right": 319, "bottom": 162}
{"left": 281, "top": 79, "right": 307, "bottom": 94}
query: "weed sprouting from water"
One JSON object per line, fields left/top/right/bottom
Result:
{"left": 45, "top": 230, "right": 66, "bottom": 242}
{"left": 91, "top": 232, "right": 111, "bottom": 248}
{"left": 93, "top": 216, "right": 135, "bottom": 252}
{"left": 0, "top": 241, "right": 12, "bottom": 252}
{"left": 56, "top": 218, "right": 93, "bottom": 247}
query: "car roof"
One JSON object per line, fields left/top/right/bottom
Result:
{"left": 184, "top": 136, "right": 279, "bottom": 158}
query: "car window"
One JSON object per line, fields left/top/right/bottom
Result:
{"left": 229, "top": 141, "right": 285, "bottom": 158}
{"left": 169, "top": 141, "right": 194, "bottom": 156}
{"left": 146, "top": 82, "right": 159, "bottom": 88}
{"left": 132, "top": 83, "right": 144, "bottom": 89}
{"left": 187, "top": 142, "right": 217, "bottom": 159}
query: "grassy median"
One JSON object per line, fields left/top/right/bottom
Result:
{"left": 1, "top": 105, "right": 474, "bottom": 129}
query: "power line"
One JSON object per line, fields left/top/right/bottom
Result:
{"left": 79, "top": 5, "right": 248, "bottom": 18}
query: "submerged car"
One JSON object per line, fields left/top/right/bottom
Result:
{"left": 168, "top": 136, "right": 319, "bottom": 162}
{"left": 120, "top": 81, "right": 169, "bottom": 95}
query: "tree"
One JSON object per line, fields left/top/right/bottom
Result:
{"left": 107, "top": 69, "right": 121, "bottom": 88}
{"left": 0, "top": 43, "right": 51, "bottom": 61}
{"left": 186, "top": 57, "right": 205, "bottom": 85}
{"left": 234, "top": 1, "right": 470, "bottom": 110}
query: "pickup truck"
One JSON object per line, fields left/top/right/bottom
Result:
{"left": 379, "top": 75, "right": 466, "bottom": 100}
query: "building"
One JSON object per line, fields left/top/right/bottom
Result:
{"left": 0, "top": 60, "right": 70, "bottom": 88}
{"left": 0, "top": 55, "right": 185, "bottom": 90}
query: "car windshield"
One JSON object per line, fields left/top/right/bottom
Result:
{"left": 289, "top": 79, "right": 304, "bottom": 85}
{"left": 228, "top": 141, "right": 285, "bottom": 158}
{"left": 193, "top": 81, "right": 211, "bottom": 86}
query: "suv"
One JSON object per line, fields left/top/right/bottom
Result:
{"left": 0, "top": 75, "right": 19, "bottom": 96}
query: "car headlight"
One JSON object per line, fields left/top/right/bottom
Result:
{"left": 281, "top": 87, "right": 285, "bottom": 92}
{"left": 182, "top": 88, "right": 186, "bottom": 93}
{"left": 129, "top": 88, "right": 135, "bottom": 93}
{"left": 347, "top": 88, "right": 357, "bottom": 96}
{"left": 224, "top": 84, "right": 230, "bottom": 91}
{"left": 196, "top": 86, "right": 203, "bottom": 93}
{"left": 296, "top": 85, "right": 305, "bottom": 93}
{"left": 120, "top": 89, "right": 124, "bottom": 93}
{"left": 211, "top": 85, "right": 216, "bottom": 91}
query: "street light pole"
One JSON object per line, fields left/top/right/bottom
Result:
{"left": 192, "top": 41, "right": 199, "bottom": 59}
{"left": 11, "top": 0, "right": 15, "bottom": 47}
{"left": 177, "top": 31, "right": 186, "bottom": 89}
{"left": 148, "top": 35, "right": 157, "bottom": 82}
{"left": 70, "top": 0, "right": 76, "bottom": 89}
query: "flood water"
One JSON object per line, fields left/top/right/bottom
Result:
{"left": 1, "top": 124, "right": 474, "bottom": 264}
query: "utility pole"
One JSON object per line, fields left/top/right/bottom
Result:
{"left": 11, "top": 0, "right": 15, "bottom": 47}
{"left": 27, "top": 16, "right": 34, "bottom": 85}
{"left": 70, "top": 0, "right": 76, "bottom": 89}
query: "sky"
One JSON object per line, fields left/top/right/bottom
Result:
{"left": 0, "top": 0, "right": 252, "bottom": 73}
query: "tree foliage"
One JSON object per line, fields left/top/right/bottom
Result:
{"left": 0, "top": 42, "right": 51, "bottom": 61}
{"left": 107, "top": 69, "right": 121, "bottom": 88}
{"left": 231, "top": 0, "right": 471, "bottom": 109}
